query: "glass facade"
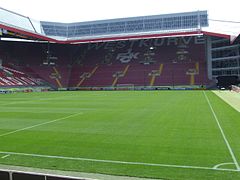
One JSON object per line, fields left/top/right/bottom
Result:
{"left": 0, "top": 7, "right": 209, "bottom": 40}
{"left": 0, "top": 7, "right": 36, "bottom": 32}
{"left": 41, "top": 11, "right": 208, "bottom": 39}
{"left": 210, "top": 38, "right": 240, "bottom": 78}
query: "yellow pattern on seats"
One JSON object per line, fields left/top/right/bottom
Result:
{"left": 77, "top": 65, "right": 98, "bottom": 87}
{"left": 53, "top": 67, "right": 63, "bottom": 88}
{"left": 150, "top": 64, "right": 163, "bottom": 86}
{"left": 112, "top": 65, "right": 130, "bottom": 87}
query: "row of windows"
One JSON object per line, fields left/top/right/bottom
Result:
{"left": 212, "top": 41, "right": 230, "bottom": 48}
{"left": 212, "top": 49, "right": 239, "bottom": 59}
{"left": 212, "top": 59, "right": 239, "bottom": 68}
{"left": 211, "top": 37, "right": 240, "bottom": 77}
{"left": 43, "top": 29, "right": 67, "bottom": 36}
{"left": 212, "top": 69, "right": 240, "bottom": 76}
{"left": 41, "top": 13, "right": 208, "bottom": 37}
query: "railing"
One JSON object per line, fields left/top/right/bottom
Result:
{"left": 0, "top": 169, "right": 92, "bottom": 180}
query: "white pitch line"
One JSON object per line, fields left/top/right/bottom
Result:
{"left": 213, "top": 162, "right": 235, "bottom": 169}
{"left": 1, "top": 154, "right": 10, "bottom": 159}
{"left": 0, "top": 151, "right": 239, "bottom": 172}
{"left": 0, "top": 112, "right": 83, "bottom": 137}
{"left": 203, "top": 91, "right": 240, "bottom": 170}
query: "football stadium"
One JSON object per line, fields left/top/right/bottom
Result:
{"left": 0, "top": 4, "right": 240, "bottom": 180}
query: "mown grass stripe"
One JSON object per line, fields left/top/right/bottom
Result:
{"left": 0, "top": 112, "right": 83, "bottom": 137}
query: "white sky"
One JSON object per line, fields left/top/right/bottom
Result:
{"left": 0, "top": 0, "right": 240, "bottom": 23}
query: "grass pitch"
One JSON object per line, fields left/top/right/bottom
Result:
{"left": 0, "top": 91, "right": 239, "bottom": 179}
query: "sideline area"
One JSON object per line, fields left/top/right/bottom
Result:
{"left": 213, "top": 90, "right": 240, "bottom": 112}
{"left": 0, "top": 164, "right": 154, "bottom": 180}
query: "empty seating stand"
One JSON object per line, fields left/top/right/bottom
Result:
{"left": 67, "top": 37, "right": 209, "bottom": 87}
{"left": 0, "top": 66, "right": 42, "bottom": 87}
{"left": 0, "top": 36, "right": 210, "bottom": 88}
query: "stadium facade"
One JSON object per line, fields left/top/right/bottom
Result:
{"left": 0, "top": 7, "right": 239, "bottom": 90}
{"left": 0, "top": 6, "right": 240, "bottom": 180}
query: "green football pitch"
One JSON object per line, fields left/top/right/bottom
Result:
{"left": 0, "top": 91, "right": 239, "bottom": 179}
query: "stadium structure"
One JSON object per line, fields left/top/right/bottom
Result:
{"left": 0, "top": 7, "right": 239, "bottom": 92}
{"left": 0, "top": 7, "right": 240, "bottom": 180}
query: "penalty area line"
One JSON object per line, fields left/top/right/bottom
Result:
{"left": 0, "top": 112, "right": 83, "bottom": 138}
{"left": 1, "top": 154, "right": 10, "bottom": 159}
{"left": 0, "top": 151, "right": 239, "bottom": 172}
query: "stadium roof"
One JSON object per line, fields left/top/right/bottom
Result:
{"left": 0, "top": 7, "right": 239, "bottom": 44}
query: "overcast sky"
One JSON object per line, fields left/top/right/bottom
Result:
{"left": 0, "top": 0, "right": 240, "bottom": 23}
